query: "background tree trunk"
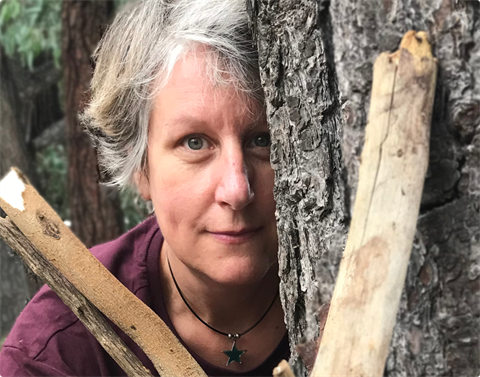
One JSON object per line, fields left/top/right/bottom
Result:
{"left": 251, "top": 0, "right": 479, "bottom": 376}
{"left": 0, "top": 51, "right": 35, "bottom": 185}
{"left": 0, "top": 49, "right": 36, "bottom": 342}
{"left": 62, "top": 1, "right": 124, "bottom": 248}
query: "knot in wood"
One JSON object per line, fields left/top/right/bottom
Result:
{"left": 36, "top": 211, "right": 61, "bottom": 240}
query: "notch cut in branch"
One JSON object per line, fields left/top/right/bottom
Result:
{"left": 0, "top": 168, "right": 206, "bottom": 377}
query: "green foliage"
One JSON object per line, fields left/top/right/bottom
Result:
{"left": 35, "top": 143, "right": 149, "bottom": 229}
{"left": 35, "top": 144, "right": 69, "bottom": 221}
{"left": 0, "top": 0, "right": 61, "bottom": 70}
{"left": 4, "top": 0, "right": 148, "bottom": 231}
{"left": 0, "top": 0, "right": 136, "bottom": 70}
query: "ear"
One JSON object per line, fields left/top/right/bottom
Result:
{"left": 135, "top": 171, "right": 151, "bottom": 201}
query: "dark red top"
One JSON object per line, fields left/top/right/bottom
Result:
{"left": 0, "top": 216, "right": 289, "bottom": 377}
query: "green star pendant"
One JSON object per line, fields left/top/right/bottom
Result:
{"left": 222, "top": 340, "right": 246, "bottom": 366}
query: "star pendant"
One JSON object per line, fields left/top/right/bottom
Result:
{"left": 222, "top": 340, "right": 246, "bottom": 366}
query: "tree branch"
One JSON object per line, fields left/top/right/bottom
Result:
{"left": 0, "top": 216, "right": 153, "bottom": 377}
{"left": 312, "top": 31, "right": 437, "bottom": 376}
{"left": 0, "top": 168, "right": 206, "bottom": 377}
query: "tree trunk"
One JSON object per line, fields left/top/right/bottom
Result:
{"left": 251, "top": 0, "right": 480, "bottom": 376}
{"left": 250, "top": 2, "right": 347, "bottom": 375}
{"left": 0, "top": 51, "right": 34, "bottom": 181}
{"left": 62, "top": 1, "right": 123, "bottom": 248}
{"left": 0, "top": 48, "right": 43, "bottom": 341}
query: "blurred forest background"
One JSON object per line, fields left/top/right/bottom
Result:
{"left": 0, "top": 0, "right": 149, "bottom": 345}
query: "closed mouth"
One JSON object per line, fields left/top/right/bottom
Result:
{"left": 210, "top": 228, "right": 261, "bottom": 236}
{"left": 208, "top": 227, "right": 262, "bottom": 243}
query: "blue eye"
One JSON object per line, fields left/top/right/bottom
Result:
{"left": 186, "top": 137, "right": 206, "bottom": 150}
{"left": 252, "top": 134, "right": 271, "bottom": 147}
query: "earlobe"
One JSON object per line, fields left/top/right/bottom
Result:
{"left": 135, "top": 171, "right": 151, "bottom": 201}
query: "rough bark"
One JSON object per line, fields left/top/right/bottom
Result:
{"left": 251, "top": 0, "right": 479, "bottom": 376}
{"left": 249, "top": 2, "right": 347, "bottom": 375}
{"left": 330, "top": 1, "right": 479, "bottom": 376}
{"left": 62, "top": 1, "right": 123, "bottom": 248}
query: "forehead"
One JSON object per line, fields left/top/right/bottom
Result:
{"left": 151, "top": 49, "right": 264, "bottom": 125}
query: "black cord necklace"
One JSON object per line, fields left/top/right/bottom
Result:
{"left": 167, "top": 255, "right": 279, "bottom": 366}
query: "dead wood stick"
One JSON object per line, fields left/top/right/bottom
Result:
{"left": 311, "top": 31, "right": 437, "bottom": 377}
{"left": 0, "top": 217, "right": 153, "bottom": 377}
{"left": 0, "top": 169, "right": 207, "bottom": 377}
{"left": 272, "top": 360, "right": 295, "bottom": 377}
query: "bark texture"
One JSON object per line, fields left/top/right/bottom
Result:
{"left": 62, "top": 1, "right": 123, "bottom": 248}
{"left": 330, "top": 1, "right": 480, "bottom": 376}
{"left": 250, "top": 2, "right": 347, "bottom": 375}
{"left": 252, "top": 0, "right": 479, "bottom": 376}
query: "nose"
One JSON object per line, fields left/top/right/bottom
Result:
{"left": 215, "top": 149, "right": 254, "bottom": 210}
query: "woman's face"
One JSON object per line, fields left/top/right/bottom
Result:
{"left": 138, "top": 51, "right": 278, "bottom": 286}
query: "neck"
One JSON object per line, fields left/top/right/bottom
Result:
{"left": 160, "top": 242, "right": 281, "bottom": 333}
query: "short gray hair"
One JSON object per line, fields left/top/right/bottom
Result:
{"left": 82, "top": 0, "right": 262, "bottom": 189}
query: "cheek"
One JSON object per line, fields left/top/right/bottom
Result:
{"left": 148, "top": 162, "right": 212, "bottom": 231}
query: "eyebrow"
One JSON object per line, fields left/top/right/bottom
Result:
{"left": 164, "top": 115, "right": 207, "bottom": 128}
{"left": 165, "top": 114, "right": 266, "bottom": 131}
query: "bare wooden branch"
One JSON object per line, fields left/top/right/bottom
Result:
{"left": 0, "top": 168, "right": 207, "bottom": 377}
{"left": 0, "top": 217, "right": 153, "bottom": 377}
{"left": 312, "top": 31, "right": 437, "bottom": 377}
{"left": 273, "top": 360, "right": 295, "bottom": 377}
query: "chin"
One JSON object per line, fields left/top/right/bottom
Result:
{"left": 205, "top": 256, "right": 277, "bottom": 287}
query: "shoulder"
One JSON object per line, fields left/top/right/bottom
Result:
{"left": 1, "top": 285, "right": 83, "bottom": 360}
{"left": 0, "top": 216, "right": 161, "bottom": 376}
{"left": 0, "top": 283, "right": 113, "bottom": 376}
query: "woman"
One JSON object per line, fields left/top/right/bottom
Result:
{"left": 0, "top": 0, "right": 289, "bottom": 376}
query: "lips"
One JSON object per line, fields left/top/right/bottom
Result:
{"left": 208, "top": 227, "right": 263, "bottom": 244}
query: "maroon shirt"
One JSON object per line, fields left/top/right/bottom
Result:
{"left": 0, "top": 216, "right": 289, "bottom": 377}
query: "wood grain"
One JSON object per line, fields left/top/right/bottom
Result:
{"left": 0, "top": 168, "right": 207, "bottom": 377}
{"left": 0, "top": 217, "right": 153, "bottom": 377}
{"left": 311, "top": 31, "right": 437, "bottom": 377}
{"left": 273, "top": 360, "right": 295, "bottom": 377}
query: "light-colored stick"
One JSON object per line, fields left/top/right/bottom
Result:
{"left": 0, "top": 217, "right": 153, "bottom": 377}
{"left": 311, "top": 30, "right": 437, "bottom": 377}
{"left": 0, "top": 168, "right": 207, "bottom": 377}
{"left": 273, "top": 360, "right": 295, "bottom": 377}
